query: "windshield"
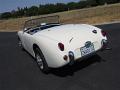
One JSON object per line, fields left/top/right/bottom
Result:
{"left": 24, "top": 15, "right": 60, "bottom": 32}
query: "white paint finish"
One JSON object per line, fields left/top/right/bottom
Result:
{"left": 18, "top": 24, "right": 107, "bottom": 68}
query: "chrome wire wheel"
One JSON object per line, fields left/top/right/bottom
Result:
{"left": 34, "top": 47, "right": 49, "bottom": 74}
{"left": 36, "top": 53, "right": 44, "bottom": 70}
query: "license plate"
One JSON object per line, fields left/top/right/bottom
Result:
{"left": 80, "top": 43, "right": 95, "bottom": 57}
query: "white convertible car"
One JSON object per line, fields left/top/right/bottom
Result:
{"left": 17, "top": 15, "right": 108, "bottom": 73}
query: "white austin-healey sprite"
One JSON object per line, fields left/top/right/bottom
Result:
{"left": 17, "top": 15, "right": 108, "bottom": 73}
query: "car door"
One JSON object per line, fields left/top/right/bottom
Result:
{"left": 22, "top": 32, "right": 33, "bottom": 54}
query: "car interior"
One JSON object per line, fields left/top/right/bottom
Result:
{"left": 25, "top": 23, "right": 61, "bottom": 35}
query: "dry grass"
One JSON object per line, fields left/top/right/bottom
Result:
{"left": 0, "top": 3, "right": 120, "bottom": 32}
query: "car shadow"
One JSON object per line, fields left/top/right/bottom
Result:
{"left": 23, "top": 49, "right": 106, "bottom": 77}
{"left": 50, "top": 54, "right": 106, "bottom": 77}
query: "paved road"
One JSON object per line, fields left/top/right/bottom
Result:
{"left": 0, "top": 23, "right": 120, "bottom": 90}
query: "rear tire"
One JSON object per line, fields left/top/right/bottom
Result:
{"left": 35, "top": 47, "right": 49, "bottom": 74}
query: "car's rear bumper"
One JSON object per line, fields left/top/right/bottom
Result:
{"left": 68, "top": 39, "right": 108, "bottom": 65}
{"left": 50, "top": 39, "right": 108, "bottom": 68}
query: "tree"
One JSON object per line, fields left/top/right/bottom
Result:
{"left": 106, "top": 0, "right": 120, "bottom": 4}
{"left": 0, "top": 12, "right": 12, "bottom": 19}
{"left": 67, "top": 2, "right": 77, "bottom": 10}
{"left": 26, "top": 6, "right": 39, "bottom": 16}
{"left": 16, "top": 7, "right": 25, "bottom": 17}
{"left": 78, "top": 1, "right": 88, "bottom": 9}
{"left": 86, "top": 0, "right": 98, "bottom": 7}
{"left": 55, "top": 3, "right": 68, "bottom": 12}
{"left": 23, "top": 7, "right": 28, "bottom": 16}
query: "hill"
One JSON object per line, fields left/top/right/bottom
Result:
{"left": 0, "top": 3, "right": 120, "bottom": 32}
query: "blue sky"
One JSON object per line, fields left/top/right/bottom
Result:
{"left": 0, "top": 0, "right": 80, "bottom": 13}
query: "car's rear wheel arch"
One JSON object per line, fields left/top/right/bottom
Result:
{"left": 33, "top": 44, "right": 44, "bottom": 57}
{"left": 33, "top": 44, "right": 40, "bottom": 53}
{"left": 33, "top": 44, "right": 49, "bottom": 73}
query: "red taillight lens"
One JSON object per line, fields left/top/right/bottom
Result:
{"left": 58, "top": 43, "right": 64, "bottom": 51}
{"left": 101, "top": 30, "right": 106, "bottom": 37}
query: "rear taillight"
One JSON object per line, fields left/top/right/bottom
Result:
{"left": 58, "top": 43, "right": 64, "bottom": 51}
{"left": 101, "top": 30, "right": 106, "bottom": 37}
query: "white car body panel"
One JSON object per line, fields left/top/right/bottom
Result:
{"left": 18, "top": 24, "right": 107, "bottom": 68}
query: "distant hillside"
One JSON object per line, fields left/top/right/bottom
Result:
{"left": 1, "top": 0, "right": 119, "bottom": 19}
{"left": 0, "top": 3, "right": 120, "bottom": 32}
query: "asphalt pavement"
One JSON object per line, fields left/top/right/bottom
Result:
{"left": 0, "top": 23, "right": 120, "bottom": 90}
